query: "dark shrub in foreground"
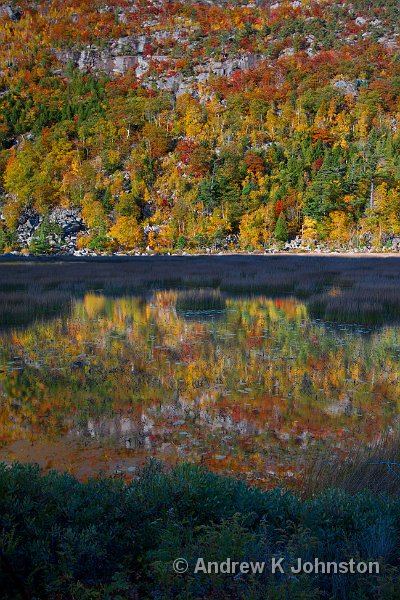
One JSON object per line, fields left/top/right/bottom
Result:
{"left": 0, "top": 462, "right": 400, "bottom": 599}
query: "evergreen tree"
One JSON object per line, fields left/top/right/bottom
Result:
{"left": 30, "top": 222, "right": 52, "bottom": 255}
{"left": 274, "top": 213, "right": 289, "bottom": 242}
{"left": 303, "top": 150, "right": 346, "bottom": 219}
{"left": 0, "top": 228, "right": 5, "bottom": 253}
{"left": 29, "top": 218, "right": 62, "bottom": 255}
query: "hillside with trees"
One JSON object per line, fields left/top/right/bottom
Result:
{"left": 0, "top": 0, "right": 400, "bottom": 253}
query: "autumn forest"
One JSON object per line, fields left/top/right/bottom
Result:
{"left": 3, "top": 1, "right": 400, "bottom": 598}
{"left": 1, "top": 0, "right": 400, "bottom": 253}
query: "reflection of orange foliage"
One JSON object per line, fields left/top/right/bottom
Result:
{"left": 0, "top": 293, "right": 396, "bottom": 486}
{"left": 274, "top": 298, "right": 303, "bottom": 320}
{"left": 308, "top": 357, "right": 326, "bottom": 370}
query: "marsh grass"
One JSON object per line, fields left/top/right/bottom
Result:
{"left": 309, "top": 280, "right": 400, "bottom": 324}
{"left": 176, "top": 289, "right": 226, "bottom": 311}
{"left": 302, "top": 430, "right": 400, "bottom": 498}
{"left": 1, "top": 255, "right": 400, "bottom": 327}
{"left": 0, "top": 289, "right": 71, "bottom": 326}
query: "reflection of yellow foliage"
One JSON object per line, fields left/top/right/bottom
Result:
{"left": 1, "top": 291, "right": 399, "bottom": 482}
{"left": 84, "top": 293, "right": 106, "bottom": 318}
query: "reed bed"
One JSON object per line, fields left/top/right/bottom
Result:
{"left": 0, "top": 255, "right": 400, "bottom": 326}
{"left": 302, "top": 430, "right": 400, "bottom": 498}
{"left": 175, "top": 289, "right": 226, "bottom": 311}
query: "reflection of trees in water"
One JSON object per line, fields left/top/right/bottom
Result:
{"left": 73, "top": 415, "right": 149, "bottom": 450}
{"left": 0, "top": 291, "right": 400, "bottom": 478}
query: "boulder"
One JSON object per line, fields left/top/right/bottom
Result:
{"left": 16, "top": 210, "right": 40, "bottom": 246}
{"left": 392, "top": 237, "right": 400, "bottom": 251}
{"left": 49, "top": 208, "right": 84, "bottom": 236}
{"left": 332, "top": 79, "right": 358, "bottom": 96}
{"left": 0, "top": 5, "right": 22, "bottom": 21}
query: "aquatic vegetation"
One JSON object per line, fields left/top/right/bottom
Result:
{"left": 303, "top": 430, "right": 400, "bottom": 497}
{"left": 175, "top": 289, "right": 226, "bottom": 312}
{"left": 2, "top": 256, "right": 400, "bottom": 326}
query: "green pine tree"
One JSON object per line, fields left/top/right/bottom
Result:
{"left": 0, "top": 228, "right": 5, "bottom": 253}
{"left": 274, "top": 213, "right": 289, "bottom": 243}
{"left": 29, "top": 217, "right": 62, "bottom": 255}
{"left": 30, "top": 219, "right": 52, "bottom": 254}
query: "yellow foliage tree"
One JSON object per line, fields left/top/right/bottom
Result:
{"left": 205, "top": 208, "right": 231, "bottom": 240}
{"left": 239, "top": 205, "right": 274, "bottom": 249}
{"left": 81, "top": 193, "right": 107, "bottom": 232}
{"left": 327, "top": 211, "right": 353, "bottom": 245}
{"left": 109, "top": 216, "right": 144, "bottom": 250}
{"left": 301, "top": 216, "right": 319, "bottom": 243}
{"left": 374, "top": 182, "right": 400, "bottom": 237}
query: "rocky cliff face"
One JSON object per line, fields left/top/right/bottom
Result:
{"left": 11, "top": 0, "right": 395, "bottom": 99}
{"left": 13, "top": 209, "right": 85, "bottom": 253}
{"left": 54, "top": 36, "right": 148, "bottom": 77}
{"left": 54, "top": 38, "right": 260, "bottom": 97}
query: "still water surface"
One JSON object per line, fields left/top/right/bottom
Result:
{"left": 0, "top": 290, "right": 399, "bottom": 486}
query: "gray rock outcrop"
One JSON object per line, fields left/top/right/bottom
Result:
{"left": 0, "top": 4, "right": 22, "bottom": 22}
{"left": 14, "top": 208, "right": 85, "bottom": 251}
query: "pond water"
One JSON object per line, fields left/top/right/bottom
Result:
{"left": 0, "top": 289, "right": 399, "bottom": 486}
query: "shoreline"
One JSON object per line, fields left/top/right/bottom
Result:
{"left": 1, "top": 251, "right": 400, "bottom": 262}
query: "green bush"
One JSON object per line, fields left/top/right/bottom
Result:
{"left": 88, "top": 233, "right": 112, "bottom": 253}
{"left": 175, "top": 235, "right": 188, "bottom": 250}
{"left": 1, "top": 462, "right": 400, "bottom": 599}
